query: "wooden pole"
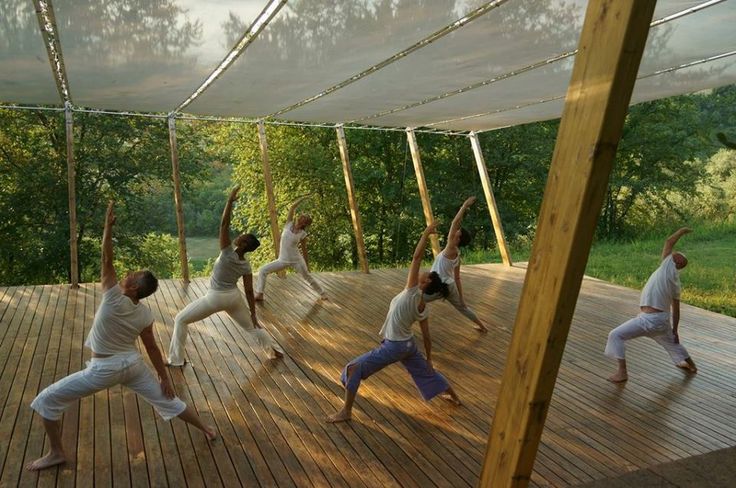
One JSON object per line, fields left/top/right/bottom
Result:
{"left": 479, "top": 1, "right": 656, "bottom": 486}
{"left": 257, "top": 121, "right": 284, "bottom": 275}
{"left": 469, "top": 132, "right": 513, "bottom": 266}
{"left": 336, "top": 125, "right": 369, "bottom": 273}
{"left": 406, "top": 128, "right": 441, "bottom": 256}
{"left": 167, "top": 116, "right": 190, "bottom": 283}
{"left": 65, "top": 103, "right": 79, "bottom": 288}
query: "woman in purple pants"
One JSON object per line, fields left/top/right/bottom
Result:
{"left": 327, "top": 223, "right": 461, "bottom": 423}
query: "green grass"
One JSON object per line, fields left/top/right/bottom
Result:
{"left": 183, "top": 224, "right": 735, "bottom": 317}
{"left": 464, "top": 223, "right": 735, "bottom": 318}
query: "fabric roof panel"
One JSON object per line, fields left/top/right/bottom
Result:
{"left": 185, "top": 0, "right": 488, "bottom": 117}
{"left": 53, "top": 0, "right": 271, "bottom": 112}
{"left": 0, "top": 0, "right": 63, "bottom": 105}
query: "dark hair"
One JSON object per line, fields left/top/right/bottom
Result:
{"left": 135, "top": 270, "right": 159, "bottom": 299}
{"left": 424, "top": 271, "right": 449, "bottom": 298}
{"left": 243, "top": 233, "right": 261, "bottom": 252}
{"left": 458, "top": 228, "right": 472, "bottom": 247}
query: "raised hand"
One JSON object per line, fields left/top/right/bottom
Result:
{"left": 463, "top": 196, "right": 477, "bottom": 208}
{"left": 105, "top": 201, "right": 116, "bottom": 226}
{"left": 228, "top": 185, "right": 241, "bottom": 202}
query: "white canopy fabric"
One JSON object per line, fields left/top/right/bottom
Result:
{"left": 1, "top": 0, "right": 734, "bottom": 132}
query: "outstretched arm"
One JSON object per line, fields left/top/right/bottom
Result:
{"left": 300, "top": 237, "right": 310, "bottom": 271}
{"left": 407, "top": 223, "right": 437, "bottom": 289}
{"left": 140, "top": 324, "right": 175, "bottom": 398}
{"left": 662, "top": 227, "right": 691, "bottom": 260}
{"left": 286, "top": 195, "right": 310, "bottom": 224}
{"left": 444, "top": 197, "right": 476, "bottom": 255}
{"left": 242, "top": 274, "right": 260, "bottom": 327}
{"left": 101, "top": 201, "right": 117, "bottom": 291}
{"left": 419, "top": 318, "right": 434, "bottom": 373}
{"left": 671, "top": 299, "right": 681, "bottom": 343}
{"left": 219, "top": 186, "right": 240, "bottom": 250}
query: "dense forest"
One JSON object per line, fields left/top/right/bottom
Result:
{"left": 1, "top": 85, "right": 735, "bottom": 286}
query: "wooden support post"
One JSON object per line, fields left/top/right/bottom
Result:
{"left": 479, "top": 1, "right": 656, "bottom": 486}
{"left": 469, "top": 132, "right": 513, "bottom": 266}
{"left": 65, "top": 103, "right": 79, "bottom": 288}
{"left": 406, "top": 128, "right": 441, "bottom": 256}
{"left": 257, "top": 121, "right": 284, "bottom": 276}
{"left": 336, "top": 125, "right": 370, "bottom": 273}
{"left": 167, "top": 116, "right": 190, "bottom": 283}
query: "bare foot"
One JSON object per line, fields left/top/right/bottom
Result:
{"left": 474, "top": 324, "right": 488, "bottom": 333}
{"left": 326, "top": 409, "right": 351, "bottom": 423}
{"left": 204, "top": 426, "right": 218, "bottom": 442}
{"left": 607, "top": 372, "right": 628, "bottom": 383}
{"left": 319, "top": 294, "right": 329, "bottom": 301}
{"left": 676, "top": 361, "right": 697, "bottom": 373}
{"left": 270, "top": 348, "right": 284, "bottom": 360}
{"left": 25, "top": 451, "right": 66, "bottom": 471}
{"left": 254, "top": 293, "right": 264, "bottom": 302}
{"left": 440, "top": 393, "right": 462, "bottom": 406}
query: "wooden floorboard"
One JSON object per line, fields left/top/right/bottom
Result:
{"left": 1, "top": 264, "right": 736, "bottom": 487}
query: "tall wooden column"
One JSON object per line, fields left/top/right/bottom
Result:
{"left": 167, "top": 116, "right": 190, "bottom": 283}
{"left": 65, "top": 103, "right": 79, "bottom": 288}
{"left": 336, "top": 125, "right": 369, "bottom": 273}
{"left": 406, "top": 128, "right": 441, "bottom": 256}
{"left": 480, "top": 1, "right": 656, "bottom": 486}
{"left": 469, "top": 132, "right": 512, "bottom": 266}
{"left": 257, "top": 121, "right": 283, "bottom": 267}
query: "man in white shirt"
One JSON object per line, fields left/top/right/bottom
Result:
{"left": 605, "top": 227, "right": 697, "bottom": 383}
{"left": 26, "top": 202, "right": 215, "bottom": 471}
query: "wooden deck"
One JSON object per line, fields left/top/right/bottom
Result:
{"left": 1, "top": 263, "right": 735, "bottom": 487}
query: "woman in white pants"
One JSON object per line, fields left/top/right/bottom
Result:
{"left": 167, "top": 187, "right": 284, "bottom": 366}
{"left": 255, "top": 195, "right": 326, "bottom": 301}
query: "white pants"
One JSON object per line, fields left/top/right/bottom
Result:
{"left": 425, "top": 282, "right": 479, "bottom": 322}
{"left": 31, "top": 352, "right": 186, "bottom": 421}
{"left": 605, "top": 312, "right": 690, "bottom": 364}
{"left": 255, "top": 257, "right": 325, "bottom": 296}
{"left": 168, "top": 288, "right": 284, "bottom": 366}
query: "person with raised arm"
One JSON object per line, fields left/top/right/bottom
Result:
{"left": 167, "top": 187, "right": 284, "bottom": 367}
{"left": 255, "top": 194, "right": 327, "bottom": 301}
{"left": 27, "top": 202, "right": 215, "bottom": 471}
{"left": 425, "top": 196, "right": 489, "bottom": 332}
{"left": 327, "top": 223, "right": 461, "bottom": 423}
{"left": 605, "top": 227, "right": 698, "bottom": 383}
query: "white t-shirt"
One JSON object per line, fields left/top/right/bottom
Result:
{"left": 430, "top": 250, "right": 459, "bottom": 283}
{"left": 279, "top": 221, "right": 307, "bottom": 263}
{"left": 640, "top": 255, "right": 681, "bottom": 311}
{"left": 210, "top": 247, "right": 252, "bottom": 291}
{"left": 379, "top": 286, "right": 429, "bottom": 341}
{"left": 85, "top": 286, "right": 155, "bottom": 355}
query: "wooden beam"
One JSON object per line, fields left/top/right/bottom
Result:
{"left": 167, "top": 116, "right": 190, "bottom": 283}
{"left": 469, "top": 132, "right": 512, "bottom": 266}
{"left": 479, "top": 1, "right": 656, "bottom": 486}
{"left": 257, "top": 121, "right": 284, "bottom": 275}
{"left": 336, "top": 125, "right": 369, "bottom": 273}
{"left": 406, "top": 128, "right": 441, "bottom": 256}
{"left": 64, "top": 103, "right": 79, "bottom": 288}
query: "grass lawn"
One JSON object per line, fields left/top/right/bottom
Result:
{"left": 467, "top": 222, "right": 735, "bottom": 317}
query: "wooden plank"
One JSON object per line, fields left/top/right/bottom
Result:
{"left": 336, "top": 125, "right": 369, "bottom": 273}
{"left": 65, "top": 105, "right": 79, "bottom": 288}
{"left": 75, "top": 285, "right": 97, "bottom": 487}
{"left": 469, "top": 132, "right": 512, "bottom": 266}
{"left": 405, "top": 128, "right": 441, "bottom": 256}
{"left": 0, "top": 285, "right": 53, "bottom": 486}
{"left": 168, "top": 116, "right": 190, "bottom": 283}
{"left": 258, "top": 120, "right": 284, "bottom": 271}
{"left": 480, "top": 3, "right": 658, "bottom": 482}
